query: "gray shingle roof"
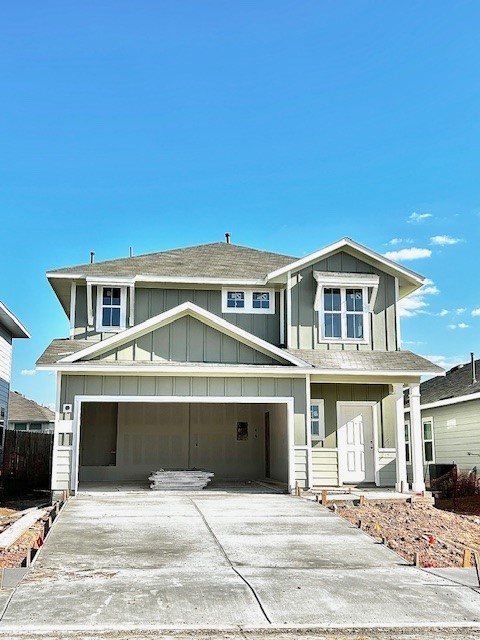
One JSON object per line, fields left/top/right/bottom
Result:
{"left": 8, "top": 392, "right": 54, "bottom": 423}
{"left": 405, "top": 358, "right": 480, "bottom": 407}
{"left": 285, "top": 349, "right": 443, "bottom": 373}
{"left": 48, "top": 242, "right": 297, "bottom": 280}
{"left": 36, "top": 339, "right": 93, "bottom": 365}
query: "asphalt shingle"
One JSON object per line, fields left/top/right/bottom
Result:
{"left": 405, "top": 358, "right": 480, "bottom": 406}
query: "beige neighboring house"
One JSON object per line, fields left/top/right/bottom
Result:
{"left": 404, "top": 355, "right": 480, "bottom": 477}
{"left": 8, "top": 391, "right": 55, "bottom": 434}
{"left": 36, "top": 237, "right": 442, "bottom": 495}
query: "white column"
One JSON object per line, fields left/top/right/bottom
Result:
{"left": 409, "top": 383, "right": 425, "bottom": 493}
{"left": 393, "top": 383, "right": 408, "bottom": 492}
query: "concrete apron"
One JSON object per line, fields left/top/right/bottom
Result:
{"left": 1, "top": 491, "right": 480, "bottom": 632}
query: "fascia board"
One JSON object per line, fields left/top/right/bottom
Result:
{"left": 404, "top": 391, "right": 480, "bottom": 411}
{"left": 57, "top": 301, "right": 308, "bottom": 367}
{"left": 47, "top": 273, "right": 264, "bottom": 286}
{"left": 36, "top": 363, "right": 311, "bottom": 375}
{"left": 0, "top": 302, "right": 30, "bottom": 338}
{"left": 265, "top": 237, "right": 425, "bottom": 294}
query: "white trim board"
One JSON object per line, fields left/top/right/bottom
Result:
{"left": 404, "top": 391, "right": 480, "bottom": 411}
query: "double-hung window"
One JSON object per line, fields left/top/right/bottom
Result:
{"left": 323, "top": 287, "right": 366, "bottom": 341}
{"left": 313, "top": 272, "right": 379, "bottom": 344}
{"left": 96, "top": 285, "right": 127, "bottom": 332}
{"left": 404, "top": 422, "right": 411, "bottom": 463}
{"left": 226, "top": 292, "right": 245, "bottom": 309}
{"left": 423, "top": 418, "right": 434, "bottom": 463}
{"left": 310, "top": 401, "right": 325, "bottom": 441}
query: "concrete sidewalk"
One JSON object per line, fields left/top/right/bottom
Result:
{"left": 1, "top": 491, "right": 480, "bottom": 632}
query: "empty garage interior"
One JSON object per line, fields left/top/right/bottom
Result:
{"left": 78, "top": 401, "right": 288, "bottom": 485}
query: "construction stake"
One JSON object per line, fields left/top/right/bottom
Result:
{"left": 359, "top": 494, "right": 365, "bottom": 506}
{"left": 321, "top": 489, "right": 327, "bottom": 506}
{"left": 463, "top": 549, "right": 472, "bottom": 568}
{"left": 474, "top": 552, "right": 480, "bottom": 587}
{"left": 414, "top": 552, "right": 420, "bottom": 568}
{"left": 357, "top": 519, "right": 362, "bottom": 529}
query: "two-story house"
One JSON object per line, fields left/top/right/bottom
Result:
{"left": 37, "top": 237, "right": 442, "bottom": 495}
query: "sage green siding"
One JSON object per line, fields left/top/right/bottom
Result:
{"left": 61, "top": 374, "right": 308, "bottom": 445}
{"left": 89, "top": 316, "right": 285, "bottom": 365}
{"left": 310, "top": 382, "right": 390, "bottom": 449}
{"left": 74, "top": 286, "right": 281, "bottom": 344}
{"left": 418, "top": 400, "right": 480, "bottom": 473}
{"left": 290, "top": 251, "right": 398, "bottom": 351}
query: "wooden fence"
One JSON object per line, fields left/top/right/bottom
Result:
{"left": 1, "top": 431, "right": 53, "bottom": 494}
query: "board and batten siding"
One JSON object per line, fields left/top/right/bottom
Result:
{"left": 89, "top": 315, "right": 285, "bottom": 365}
{"left": 60, "top": 374, "right": 307, "bottom": 445}
{"left": 419, "top": 400, "right": 480, "bottom": 473}
{"left": 73, "top": 286, "right": 281, "bottom": 345}
{"left": 0, "top": 326, "right": 13, "bottom": 386}
{"left": 289, "top": 251, "right": 398, "bottom": 351}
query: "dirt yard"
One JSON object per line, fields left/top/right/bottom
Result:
{"left": 336, "top": 501, "right": 480, "bottom": 568}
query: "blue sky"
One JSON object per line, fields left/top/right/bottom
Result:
{"left": 2, "top": 1, "right": 480, "bottom": 407}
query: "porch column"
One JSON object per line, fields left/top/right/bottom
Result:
{"left": 409, "top": 383, "right": 425, "bottom": 493}
{"left": 393, "top": 383, "right": 408, "bottom": 492}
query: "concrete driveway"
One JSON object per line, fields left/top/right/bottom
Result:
{"left": 1, "top": 489, "right": 480, "bottom": 632}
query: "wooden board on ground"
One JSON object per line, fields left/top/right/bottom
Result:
{"left": 149, "top": 469, "right": 214, "bottom": 491}
{"left": 0, "top": 510, "right": 47, "bottom": 550}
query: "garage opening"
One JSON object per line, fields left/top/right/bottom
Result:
{"left": 78, "top": 401, "right": 289, "bottom": 488}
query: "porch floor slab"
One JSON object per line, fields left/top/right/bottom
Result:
{"left": 1, "top": 492, "right": 479, "bottom": 631}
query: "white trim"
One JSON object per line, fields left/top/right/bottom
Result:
{"left": 266, "top": 237, "right": 425, "bottom": 296}
{"left": 221, "top": 288, "right": 275, "bottom": 315}
{"left": 48, "top": 272, "right": 264, "bottom": 286}
{"left": 393, "top": 382, "right": 408, "bottom": 491}
{"left": 69, "top": 282, "right": 76, "bottom": 338}
{"left": 86, "top": 276, "right": 135, "bottom": 286}
{"left": 310, "top": 399, "right": 326, "bottom": 442}
{"left": 395, "top": 277, "right": 401, "bottom": 349}
{"left": 129, "top": 284, "right": 135, "bottom": 328}
{"left": 69, "top": 395, "right": 295, "bottom": 494}
{"left": 57, "top": 301, "right": 308, "bottom": 367}
{"left": 0, "top": 301, "right": 30, "bottom": 338}
{"left": 336, "top": 401, "right": 378, "bottom": 486}
{"left": 409, "top": 383, "right": 425, "bottom": 492}
{"left": 422, "top": 415, "right": 435, "bottom": 464}
{"left": 286, "top": 272, "right": 292, "bottom": 348}
{"left": 95, "top": 285, "right": 128, "bottom": 333}
{"left": 313, "top": 272, "right": 380, "bottom": 312}
{"left": 86, "top": 283, "right": 93, "bottom": 327}
{"left": 279, "top": 288, "right": 285, "bottom": 345}
{"left": 405, "top": 391, "right": 480, "bottom": 411}
{"left": 305, "top": 374, "right": 312, "bottom": 488}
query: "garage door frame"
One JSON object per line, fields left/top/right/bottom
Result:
{"left": 71, "top": 395, "right": 295, "bottom": 493}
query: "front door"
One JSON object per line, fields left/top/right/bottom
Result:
{"left": 338, "top": 403, "right": 375, "bottom": 484}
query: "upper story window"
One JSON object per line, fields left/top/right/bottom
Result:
{"left": 96, "top": 285, "right": 127, "bottom": 332}
{"left": 323, "top": 287, "right": 366, "bottom": 340}
{"left": 222, "top": 289, "right": 275, "bottom": 314}
{"left": 313, "top": 271, "right": 379, "bottom": 345}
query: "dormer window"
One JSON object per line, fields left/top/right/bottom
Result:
{"left": 96, "top": 285, "right": 127, "bottom": 332}
{"left": 222, "top": 289, "right": 275, "bottom": 314}
{"left": 314, "top": 272, "right": 379, "bottom": 344}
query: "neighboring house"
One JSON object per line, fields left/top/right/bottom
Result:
{"left": 0, "top": 302, "right": 30, "bottom": 462}
{"left": 7, "top": 391, "right": 55, "bottom": 434}
{"left": 404, "top": 355, "right": 480, "bottom": 478}
{"left": 37, "top": 237, "right": 442, "bottom": 495}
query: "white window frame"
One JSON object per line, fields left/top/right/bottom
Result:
{"left": 310, "top": 400, "right": 325, "bottom": 441}
{"left": 96, "top": 285, "right": 127, "bottom": 332}
{"left": 318, "top": 286, "right": 369, "bottom": 344}
{"left": 422, "top": 416, "right": 435, "bottom": 463}
{"left": 404, "top": 420, "right": 411, "bottom": 465}
{"left": 221, "top": 288, "right": 275, "bottom": 314}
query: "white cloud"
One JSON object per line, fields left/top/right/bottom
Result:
{"left": 397, "top": 279, "right": 439, "bottom": 317}
{"left": 423, "top": 354, "right": 466, "bottom": 371}
{"left": 455, "top": 308, "right": 466, "bottom": 315}
{"left": 430, "top": 235, "right": 461, "bottom": 246}
{"left": 384, "top": 247, "right": 432, "bottom": 261}
{"left": 387, "top": 238, "right": 403, "bottom": 245}
{"left": 472, "top": 308, "right": 480, "bottom": 317}
{"left": 408, "top": 212, "right": 432, "bottom": 223}
{"left": 21, "top": 369, "right": 36, "bottom": 376}
{"left": 448, "top": 323, "right": 469, "bottom": 330}
{"left": 438, "top": 309, "right": 449, "bottom": 317}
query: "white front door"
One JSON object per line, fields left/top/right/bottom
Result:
{"left": 338, "top": 403, "right": 375, "bottom": 484}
